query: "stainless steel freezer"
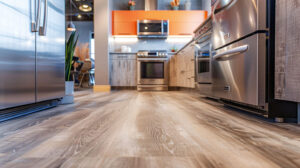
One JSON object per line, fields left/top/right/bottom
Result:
{"left": 0, "top": 0, "right": 65, "bottom": 110}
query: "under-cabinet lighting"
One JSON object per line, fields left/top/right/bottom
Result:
{"left": 166, "top": 36, "right": 193, "bottom": 43}
{"left": 113, "top": 36, "right": 138, "bottom": 43}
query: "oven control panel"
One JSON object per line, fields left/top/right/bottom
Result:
{"left": 137, "top": 50, "right": 168, "bottom": 58}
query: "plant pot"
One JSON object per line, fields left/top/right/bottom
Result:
{"left": 61, "top": 81, "right": 74, "bottom": 104}
{"left": 129, "top": 6, "right": 135, "bottom": 10}
{"left": 172, "top": 6, "right": 179, "bottom": 10}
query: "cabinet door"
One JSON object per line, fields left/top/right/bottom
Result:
{"left": 169, "top": 54, "right": 178, "bottom": 86}
{"left": 110, "top": 59, "right": 122, "bottom": 86}
{"left": 110, "top": 57, "right": 136, "bottom": 86}
{"left": 275, "top": 0, "right": 300, "bottom": 102}
{"left": 113, "top": 22, "right": 136, "bottom": 35}
{"left": 125, "top": 59, "right": 137, "bottom": 86}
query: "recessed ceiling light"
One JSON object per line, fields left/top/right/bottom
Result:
{"left": 79, "top": 4, "right": 92, "bottom": 12}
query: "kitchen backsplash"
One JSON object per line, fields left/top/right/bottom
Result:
{"left": 110, "top": 37, "right": 192, "bottom": 53}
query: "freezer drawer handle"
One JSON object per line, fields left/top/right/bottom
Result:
{"left": 213, "top": 45, "right": 248, "bottom": 60}
{"left": 39, "top": 0, "right": 48, "bottom": 36}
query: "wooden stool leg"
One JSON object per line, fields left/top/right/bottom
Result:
{"left": 79, "top": 73, "right": 85, "bottom": 88}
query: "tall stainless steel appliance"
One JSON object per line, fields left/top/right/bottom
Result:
{"left": 211, "top": 0, "right": 267, "bottom": 108}
{"left": 0, "top": 0, "right": 65, "bottom": 110}
{"left": 194, "top": 16, "right": 213, "bottom": 96}
{"left": 195, "top": 16, "right": 212, "bottom": 84}
{"left": 211, "top": 0, "right": 298, "bottom": 120}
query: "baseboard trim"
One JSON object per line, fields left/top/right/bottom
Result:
{"left": 168, "top": 87, "right": 196, "bottom": 92}
{"left": 111, "top": 86, "right": 137, "bottom": 90}
{"left": 93, "top": 85, "right": 111, "bottom": 92}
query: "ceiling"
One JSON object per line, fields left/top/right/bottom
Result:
{"left": 66, "top": 0, "right": 94, "bottom": 21}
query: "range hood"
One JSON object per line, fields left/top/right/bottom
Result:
{"left": 145, "top": 0, "right": 157, "bottom": 10}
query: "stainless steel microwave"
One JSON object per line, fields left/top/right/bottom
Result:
{"left": 137, "top": 20, "right": 169, "bottom": 38}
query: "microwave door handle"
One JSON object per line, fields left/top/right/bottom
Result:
{"left": 39, "top": 0, "right": 48, "bottom": 36}
{"left": 213, "top": 45, "right": 248, "bottom": 60}
{"left": 32, "top": 0, "right": 41, "bottom": 32}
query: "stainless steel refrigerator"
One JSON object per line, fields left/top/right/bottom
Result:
{"left": 211, "top": 0, "right": 298, "bottom": 119}
{"left": 211, "top": 0, "right": 267, "bottom": 108}
{"left": 0, "top": 0, "right": 65, "bottom": 110}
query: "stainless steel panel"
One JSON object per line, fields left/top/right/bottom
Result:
{"left": 196, "top": 83, "right": 213, "bottom": 97}
{"left": 212, "top": 0, "right": 266, "bottom": 49}
{"left": 0, "top": 0, "right": 36, "bottom": 110}
{"left": 212, "top": 34, "right": 266, "bottom": 107}
{"left": 36, "top": 0, "right": 65, "bottom": 102}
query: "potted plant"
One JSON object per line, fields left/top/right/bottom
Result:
{"left": 62, "top": 31, "right": 78, "bottom": 104}
{"left": 171, "top": 46, "right": 178, "bottom": 52}
{"left": 128, "top": 0, "right": 136, "bottom": 10}
{"left": 170, "top": 0, "right": 180, "bottom": 10}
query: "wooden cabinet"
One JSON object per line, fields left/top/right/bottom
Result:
{"left": 275, "top": 0, "right": 300, "bottom": 102}
{"left": 169, "top": 42, "right": 196, "bottom": 88}
{"left": 112, "top": 11, "right": 207, "bottom": 36}
{"left": 110, "top": 54, "right": 137, "bottom": 86}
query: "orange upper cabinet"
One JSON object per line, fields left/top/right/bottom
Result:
{"left": 112, "top": 11, "right": 208, "bottom": 36}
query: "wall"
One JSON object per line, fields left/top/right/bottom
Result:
{"left": 157, "top": 0, "right": 202, "bottom": 10}
{"left": 111, "top": 0, "right": 145, "bottom": 10}
{"left": 66, "top": 21, "right": 94, "bottom": 59}
{"left": 70, "top": 21, "right": 93, "bottom": 46}
{"left": 111, "top": 0, "right": 202, "bottom": 10}
{"left": 94, "top": 0, "right": 110, "bottom": 87}
{"left": 202, "top": 0, "right": 211, "bottom": 15}
{"left": 110, "top": 37, "right": 192, "bottom": 53}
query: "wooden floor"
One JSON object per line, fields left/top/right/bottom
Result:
{"left": 0, "top": 91, "right": 299, "bottom": 168}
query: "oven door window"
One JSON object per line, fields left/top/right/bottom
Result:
{"left": 198, "top": 61, "right": 210, "bottom": 73}
{"left": 139, "top": 23, "right": 162, "bottom": 33}
{"left": 141, "top": 62, "right": 164, "bottom": 79}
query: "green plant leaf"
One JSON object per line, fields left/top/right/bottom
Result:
{"left": 65, "top": 31, "right": 79, "bottom": 81}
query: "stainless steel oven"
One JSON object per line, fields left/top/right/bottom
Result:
{"left": 194, "top": 16, "right": 213, "bottom": 96}
{"left": 195, "top": 34, "right": 212, "bottom": 84}
{"left": 137, "top": 50, "right": 169, "bottom": 91}
{"left": 137, "top": 20, "right": 169, "bottom": 38}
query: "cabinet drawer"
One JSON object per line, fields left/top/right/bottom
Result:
{"left": 110, "top": 54, "right": 137, "bottom": 60}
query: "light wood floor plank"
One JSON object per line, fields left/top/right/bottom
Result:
{"left": 0, "top": 91, "right": 299, "bottom": 168}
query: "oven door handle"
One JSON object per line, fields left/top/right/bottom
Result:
{"left": 137, "top": 58, "right": 168, "bottom": 61}
{"left": 197, "top": 58, "right": 210, "bottom": 61}
{"left": 213, "top": 45, "right": 248, "bottom": 60}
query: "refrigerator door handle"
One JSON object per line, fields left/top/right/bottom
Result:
{"left": 32, "top": 0, "right": 41, "bottom": 32}
{"left": 213, "top": 45, "right": 248, "bottom": 60}
{"left": 39, "top": 0, "right": 48, "bottom": 36}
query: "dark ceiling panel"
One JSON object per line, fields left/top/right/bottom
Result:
{"left": 66, "top": 0, "right": 94, "bottom": 21}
